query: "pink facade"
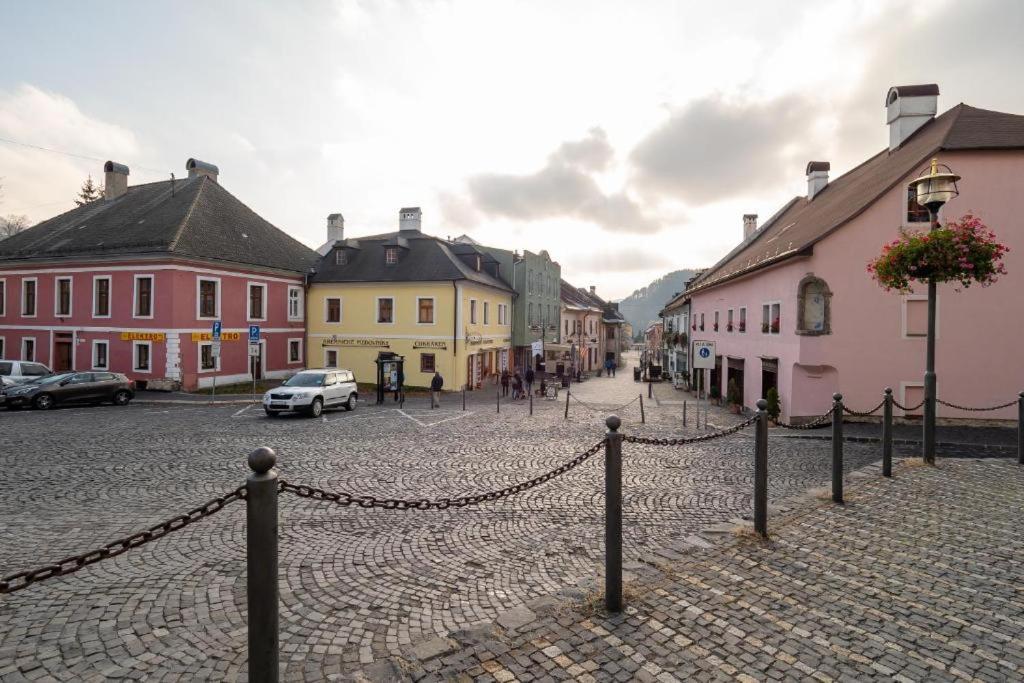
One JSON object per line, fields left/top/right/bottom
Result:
{"left": 0, "top": 258, "right": 306, "bottom": 390}
{"left": 687, "top": 149, "right": 1024, "bottom": 421}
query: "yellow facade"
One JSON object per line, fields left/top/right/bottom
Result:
{"left": 306, "top": 281, "right": 512, "bottom": 390}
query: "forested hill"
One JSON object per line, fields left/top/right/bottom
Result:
{"left": 617, "top": 269, "right": 696, "bottom": 337}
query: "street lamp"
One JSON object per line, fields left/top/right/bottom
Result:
{"left": 907, "top": 158, "right": 960, "bottom": 464}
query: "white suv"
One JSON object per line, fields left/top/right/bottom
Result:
{"left": 0, "top": 360, "right": 54, "bottom": 384}
{"left": 263, "top": 369, "right": 358, "bottom": 418}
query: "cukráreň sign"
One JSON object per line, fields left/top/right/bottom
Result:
{"left": 191, "top": 332, "right": 242, "bottom": 342}
{"left": 120, "top": 332, "right": 166, "bottom": 342}
{"left": 320, "top": 336, "right": 389, "bottom": 348}
{"left": 412, "top": 340, "right": 448, "bottom": 349}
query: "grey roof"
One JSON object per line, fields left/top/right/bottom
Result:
{"left": 312, "top": 232, "right": 514, "bottom": 291}
{"left": 0, "top": 176, "right": 319, "bottom": 273}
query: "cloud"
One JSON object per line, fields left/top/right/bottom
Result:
{"left": 437, "top": 190, "right": 481, "bottom": 230}
{"left": 629, "top": 95, "right": 813, "bottom": 205}
{"left": 463, "top": 128, "right": 661, "bottom": 234}
{"left": 567, "top": 247, "right": 674, "bottom": 273}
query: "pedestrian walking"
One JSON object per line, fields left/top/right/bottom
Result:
{"left": 500, "top": 369, "right": 510, "bottom": 397}
{"left": 513, "top": 372, "right": 523, "bottom": 400}
{"left": 394, "top": 367, "right": 404, "bottom": 402}
{"left": 611, "top": 360, "right": 617, "bottom": 377}
{"left": 604, "top": 358, "right": 612, "bottom": 377}
{"left": 430, "top": 371, "right": 444, "bottom": 408}
{"left": 525, "top": 367, "right": 535, "bottom": 397}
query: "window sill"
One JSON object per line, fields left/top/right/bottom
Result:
{"left": 795, "top": 329, "right": 830, "bottom": 336}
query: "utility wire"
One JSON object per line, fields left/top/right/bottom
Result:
{"left": 0, "top": 136, "right": 169, "bottom": 175}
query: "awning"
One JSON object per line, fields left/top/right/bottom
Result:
{"left": 543, "top": 343, "right": 572, "bottom": 353}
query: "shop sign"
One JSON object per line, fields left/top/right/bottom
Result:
{"left": 413, "top": 340, "right": 447, "bottom": 349}
{"left": 321, "top": 335, "right": 389, "bottom": 348}
{"left": 121, "top": 331, "right": 166, "bottom": 342}
{"left": 466, "top": 333, "right": 482, "bottom": 345}
{"left": 192, "top": 332, "right": 242, "bottom": 342}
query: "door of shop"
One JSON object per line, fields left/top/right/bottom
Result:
{"left": 54, "top": 335, "right": 73, "bottom": 371}
{"left": 761, "top": 357, "right": 778, "bottom": 398}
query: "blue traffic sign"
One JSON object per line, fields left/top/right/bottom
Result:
{"left": 212, "top": 321, "right": 222, "bottom": 341}
{"left": 248, "top": 325, "right": 261, "bottom": 343}
{"left": 699, "top": 347, "right": 711, "bottom": 358}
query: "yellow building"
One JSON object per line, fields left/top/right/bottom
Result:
{"left": 306, "top": 208, "right": 514, "bottom": 391}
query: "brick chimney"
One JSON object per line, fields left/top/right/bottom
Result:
{"left": 103, "top": 161, "right": 129, "bottom": 200}
{"left": 186, "top": 158, "right": 219, "bottom": 183}
{"left": 806, "top": 161, "right": 830, "bottom": 200}
{"left": 886, "top": 84, "right": 939, "bottom": 151}
{"left": 743, "top": 214, "right": 758, "bottom": 240}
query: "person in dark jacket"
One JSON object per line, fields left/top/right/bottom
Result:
{"left": 430, "top": 372, "right": 443, "bottom": 408}
{"left": 394, "top": 367, "right": 404, "bottom": 402}
{"left": 500, "top": 369, "right": 510, "bottom": 397}
{"left": 525, "top": 368, "right": 535, "bottom": 396}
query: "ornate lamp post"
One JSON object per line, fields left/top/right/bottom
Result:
{"left": 907, "top": 158, "right": 960, "bottom": 464}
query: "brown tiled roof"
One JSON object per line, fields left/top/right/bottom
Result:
{"left": 687, "top": 104, "right": 1024, "bottom": 294}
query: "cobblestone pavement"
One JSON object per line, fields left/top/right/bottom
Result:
{"left": 0, "top": 359, "right": 895, "bottom": 681}
{"left": 425, "top": 458, "right": 1024, "bottom": 683}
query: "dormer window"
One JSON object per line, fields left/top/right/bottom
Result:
{"left": 385, "top": 247, "right": 398, "bottom": 265}
{"left": 335, "top": 249, "right": 347, "bottom": 265}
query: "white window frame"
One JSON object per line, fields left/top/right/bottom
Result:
{"left": 762, "top": 301, "right": 782, "bottom": 335}
{"left": 21, "top": 277, "right": 38, "bottom": 318}
{"left": 726, "top": 308, "right": 733, "bottom": 332}
{"left": 324, "top": 296, "right": 342, "bottom": 324}
{"left": 92, "top": 340, "right": 109, "bottom": 370}
{"left": 376, "top": 296, "right": 395, "bottom": 325}
{"left": 738, "top": 307, "right": 746, "bottom": 333}
{"left": 324, "top": 348, "right": 339, "bottom": 368}
{"left": 92, "top": 275, "right": 112, "bottom": 319}
{"left": 287, "top": 338, "right": 303, "bottom": 364}
{"left": 247, "top": 281, "right": 268, "bottom": 322}
{"left": 197, "top": 341, "right": 221, "bottom": 373}
{"left": 901, "top": 294, "right": 939, "bottom": 340}
{"left": 133, "top": 340, "right": 152, "bottom": 373}
{"left": 133, "top": 274, "right": 155, "bottom": 319}
{"left": 483, "top": 301, "right": 490, "bottom": 325}
{"left": 287, "top": 286, "right": 303, "bottom": 322}
{"left": 469, "top": 299, "right": 477, "bottom": 325}
{"left": 0, "top": 335, "right": 5, "bottom": 359}
{"left": 0, "top": 277, "right": 6, "bottom": 317}
{"left": 22, "top": 336, "right": 36, "bottom": 362}
{"left": 384, "top": 246, "right": 398, "bottom": 265}
{"left": 54, "top": 276, "right": 73, "bottom": 317}
{"left": 903, "top": 184, "right": 939, "bottom": 228}
{"left": 416, "top": 296, "right": 436, "bottom": 325}
{"left": 196, "top": 276, "right": 221, "bottom": 320}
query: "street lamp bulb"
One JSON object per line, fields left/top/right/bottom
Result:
{"left": 909, "top": 158, "right": 960, "bottom": 210}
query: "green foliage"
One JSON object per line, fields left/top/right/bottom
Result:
{"left": 765, "top": 387, "right": 781, "bottom": 420}
{"left": 709, "top": 384, "right": 721, "bottom": 400}
{"left": 726, "top": 378, "right": 742, "bottom": 406}
{"left": 75, "top": 175, "right": 103, "bottom": 206}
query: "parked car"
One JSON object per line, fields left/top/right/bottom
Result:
{"left": 0, "top": 360, "right": 53, "bottom": 384}
{"left": 3, "top": 371, "right": 135, "bottom": 410}
{"left": 0, "top": 376, "right": 17, "bottom": 406}
{"left": 262, "top": 369, "right": 358, "bottom": 417}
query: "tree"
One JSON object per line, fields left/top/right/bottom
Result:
{"left": 75, "top": 175, "right": 104, "bottom": 206}
{"left": 0, "top": 214, "right": 30, "bottom": 240}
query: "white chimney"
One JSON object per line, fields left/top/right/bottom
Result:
{"left": 103, "top": 161, "right": 129, "bottom": 200}
{"left": 399, "top": 207, "right": 422, "bottom": 232}
{"left": 743, "top": 214, "right": 758, "bottom": 240}
{"left": 806, "top": 161, "right": 830, "bottom": 200}
{"left": 886, "top": 84, "right": 939, "bottom": 151}
{"left": 590, "top": 285, "right": 596, "bottom": 296}
{"left": 327, "top": 213, "right": 344, "bottom": 243}
{"left": 186, "top": 158, "right": 219, "bottom": 183}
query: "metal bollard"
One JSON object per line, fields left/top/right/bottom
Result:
{"left": 882, "top": 388, "right": 893, "bottom": 477}
{"left": 648, "top": 379, "right": 653, "bottom": 399}
{"left": 604, "top": 415, "right": 623, "bottom": 612}
{"left": 564, "top": 387, "right": 570, "bottom": 420}
{"left": 246, "top": 447, "right": 279, "bottom": 683}
{"left": 1018, "top": 392, "right": 1024, "bottom": 466}
{"left": 529, "top": 389, "right": 533, "bottom": 416}
{"left": 754, "top": 399, "right": 768, "bottom": 537}
{"left": 832, "top": 393, "right": 844, "bottom": 504}
{"left": 639, "top": 393, "right": 645, "bottom": 424}
{"left": 462, "top": 385, "right": 466, "bottom": 411}
{"left": 497, "top": 386, "right": 500, "bottom": 414}
{"left": 683, "top": 400, "right": 687, "bottom": 427}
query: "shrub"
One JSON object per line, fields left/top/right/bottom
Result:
{"left": 765, "top": 387, "right": 781, "bottom": 420}
{"left": 709, "top": 384, "right": 721, "bottom": 400}
{"left": 867, "top": 213, "right": 1008, "bottom": 292}
{"left": 727, "top": 378, "right": 742, "bottom": 406}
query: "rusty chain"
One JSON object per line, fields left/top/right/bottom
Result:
{"left": 624, "top": 414, "right": 759, "bottom": 445}
{"left": 0, "top": 486, "right": 247, "bottom": 595}
{"left": 774, "top": 410, "right": 834, "bottom": 430}
{"left": 279, "top": 439, "right": 607, "bottom": 510}
{"left": 892, "top": 399, "right": 925, "bottom": 412}
{"left": 842, "top": 399, "right": 886, "bottom": 417}
{"left": 937, "top": 397, "right": 1018, "bottom": 412}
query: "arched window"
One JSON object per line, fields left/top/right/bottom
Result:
{"left": 796, "top": 275, "right": 831, "bottom": 335}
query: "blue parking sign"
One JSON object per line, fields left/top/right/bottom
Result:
{"left": 248, "top": 325, "right": 261, "bottom": 343}
{"left": 212, "top": 321, "right": 222, "bottom": 341}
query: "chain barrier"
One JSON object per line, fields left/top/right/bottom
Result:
{"left": 774, "top": 410, "right": 834, "bottom": 430}
{"left": 937, "top": 398, "right": 1017, "bottom": 412}
{"left": 0, "top": 486, "right": 247, "bottom": 595}
{"left": 893, "top": 399, "right": 925, "bottom": 412}
{"left": 568, "top": 393, "right": 640, "bottom": 414}
{"left": 623, "top": 414, "right": 758, "bottom": 445}
{"left": 842, "top": 399, "right": 886, "bottom": 417}
{"left": 280, "top": 439, "right": 607, "bottom": 510}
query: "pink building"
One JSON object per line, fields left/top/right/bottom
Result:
{"left": 0, "top": 159, "right": 318, "bottom": 391}
{"left": 681, "top": 85, "right": 1023, "bottom": 422}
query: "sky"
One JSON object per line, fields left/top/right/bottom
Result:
{"left": 1, "top": 0, "right": 1023, "bottom": 300}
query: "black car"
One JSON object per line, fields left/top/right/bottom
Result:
{"left": 4, "top": 372, "right": 135, "bottom": 410}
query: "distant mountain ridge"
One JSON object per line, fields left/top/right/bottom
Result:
{"left": 617, "top": 269, "right": 697, "bottom": 337}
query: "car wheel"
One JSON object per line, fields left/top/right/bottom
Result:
{"left": 344, "top": 393, "right": 357, "bottom": 411}
{"left": 264, "top": 408, "right": 277, "bottom": 417}
{"left": 113, "top": 390, "right": 132, "bottom": 406}
{"left": 308, "top": 397, "right": 323, "bottom": 418}
{"left": 34, "top": 394, "right": 54, "bottom": 410}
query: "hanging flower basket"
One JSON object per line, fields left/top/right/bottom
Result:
{"left": 867, "top": 213, "right": 1008, "bottom": 292}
